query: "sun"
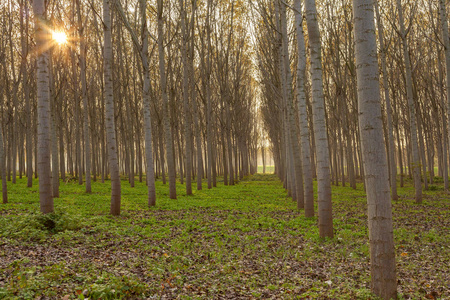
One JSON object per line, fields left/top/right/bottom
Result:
{"left": 52, "top": 31, "right": 67, "bottom": 45}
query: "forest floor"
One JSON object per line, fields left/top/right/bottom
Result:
{"left": 0, "top": 173, "right": 449, "bottom": 299}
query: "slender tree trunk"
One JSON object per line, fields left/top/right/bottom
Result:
{"left": 227, "top": 105, "right": 234, "bottom": 185}
{"left": 417, "top": 111, "right": 428, "bottom": 190}
{"left": 157, "top": 0, "right": 177, "bottom": 199}
{"left": 212, "top": 131, "right": 217, "bottom": 186}
{"left": 338, "top": 127, "right": 345, "bottom": 187}
{"left": 34, "top": 133, "right": 38, "bottom": 179}
{"left": 20, "top": 0, "right": 32, "bottom": 188}
{"left": 0, "top": 126, "right": 7, "bottom": 203}
{"left": 115, "top": 0, "right": 159, "bottom": 205}
{"left": 137, "top": 127, "right": 143, "bottom": 183}
{"left": 192, "top": 71, "right": 203, "bottom": 190}
{"left": 304, "top": 0, "right": 333, "bottom": 237}
{"left": 76, "top": 0, "right": 91, "bottom": 193}
{"left": 49, "top": 56, "right": 59, "bottom": 198}
{"left": 353, "top": 0, "right": 397, "bottom": 298}
{"left": 176, "top": 126, "right": 184, "bottom": 184}
{"left": 397, "top": 124, "right": 404, "bottom": 187}
{"left": 180, "top": 0, "right": 192, "bottom": 195}
{"left": 70, "top": 28, "right": 81, "bottom": 184}
{"left": 33, "top": 0, "right": 53, "bottom": 214}
{"left": 203, "top": 0, "right": 214, "bottom": 190}
{"left": 440, "top": 0, "right": 450, "bottom": 189}
{"left": 279, "top": 0, "right": 304, "bottom": 209}
{"left": 7, "top": 4, "right": 18, "bottom": 186}
{"left": 234, "top": 138, "right": 238, "bottom": 181}
{"left": 103, "top": 0, "right": 121, "bottom": 215}
{"left": 74, "top": 79, "right": 82, "bottom": 185}
{"left": 59, "top": 121, "right": 65, "bottom": 182}
{"left": 158, "top": 130, "right": 166, "bottom": 184}
{"left": 140, "top": 0, "right": 157, "bottom": 206}
{"left": 51, "top": 104, "right": 59, "bottom": 198}
{"left": 332, "top": 132, "right": 338, "bottom": 185}
{"left": 222, "top": 131, "right": 229, "bottom": 184}
{"left": 396, "top": 0, "right": 422, "bottom": 203}
{"left": 375, "top": 2, "right": 398, "bottom": 200}
{"left": 262, "top": 146, "right": 266, "bottom": 173}
{"left": 438, "top": 61, "right": 449, "bottom": 188}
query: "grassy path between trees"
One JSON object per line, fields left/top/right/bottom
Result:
{"left": 0, "top": 174, "right": 449, "bottom": 299}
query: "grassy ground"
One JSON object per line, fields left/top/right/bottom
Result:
{"left": 257, "top": 165, "right": 275, "bottom": 173}
{"left": 0, "top": 174, "right": 449, "bottom": 299}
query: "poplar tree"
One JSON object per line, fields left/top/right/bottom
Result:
{"left": 353, "top": 0, "right": 397, "bottom": 297}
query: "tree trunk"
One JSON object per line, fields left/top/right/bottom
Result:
{"left": 279, "top": 0, "right": 304, "bottom": 209}
{"left": 374, "top": 2, "right": 398, "bottom": 200}
{"left": 103, "top": 0, "right": 121, "bottom": 215}
{"left": 76, "top": 0, "right": 92, "bottom": 193}
{"left": 203, "top": 0, "right": 214, "bottom": 190}
{"left": 115, "top": 0, "right": 159, "bottom": 205}
{"left": 139, "top": 0, "right": 157, "bottom": 205}
{"left": 157, "top": 0, "right": 177, "bottom": 199}
{"left": 33, "top": 0, "right": 53, "bottom": 214}
{"left": 440, "top": 0, "right": 450, "bottom": 190}
{"left": 353, "top": 0, "right": 397, "bottom": 297}
{"left": 50, "top": 63, "right": 59, "bottom": 198}
{"left": 20, "top": 0, "right": 33, "bottom": 188}
{"left": 180, "top": 0, "right": 192, "bottom": 195}
{"left": 59, "top": 120, "right": 65, "bottom": 182}
{"left": 0, "top": 125, "right": 7, "bottom": 203}
{"left": 227, "top": 105, "right": 234, "bottom": 185}
{"left": 304, "top": 0, "right": 333, "bottom": 238}
{"left": 396, "top": 0, "right": 422, "bottom": 203}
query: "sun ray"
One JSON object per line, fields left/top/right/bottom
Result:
{"left": 52, "top": 31, "right": 67, "bottom": 45}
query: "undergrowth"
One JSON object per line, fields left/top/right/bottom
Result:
{"left": 0, "top": 174, "right": 448, "bottom": 299}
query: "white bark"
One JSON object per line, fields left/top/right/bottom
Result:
{"left": 279, "top": 0, "right": 304, "bottom": 209}
{"left": 140, "top": 0, "right": 157, "bottom": 206}
{"left": 396, "top": 0, "right": 422, "bottom": 204}
{"left": 304, "top": 0, "right": 333, "bottom": 238}
{"left": 206, "top": 0, "right": 214, "bottom": 190}
{"left": 76, "top": 0, "right": 91, "bottom": 193}
{"left": 440, "top": 0, "right": 450, "bottom": 191}
{"left": 103, "top": 0, "right": 121, "bottom": 215}
{"left": 157, "top": 0, "right": 177, "bottom": 199}
{"left": 0, "top": 125, "right": 7, "bottom": 203}
{"left": 374, "top": 2, "right": 398, "bottom": 201}
{"left": 114, "top": 0, "right": 157, "bottom": 205}
{"left": 353, "top": 0, "right": 397, "bottom": 298}
{"left": 294, "top": 0, "right": 314, "bottom": 217}
{"left": 180, "top": 0, "right": 193, "bottom": 195}
{"left": 33, "top": 0, "right": 53, "bottom": 213}
{"left": 19, "top": 0, "right": 32, "bottom": 188}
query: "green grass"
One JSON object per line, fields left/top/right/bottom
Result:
{"left": 257, "top": 165, "right": 275, "bottom": 173}
{"left": 0, "top": 174, "right": 449, "bottom": 299}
